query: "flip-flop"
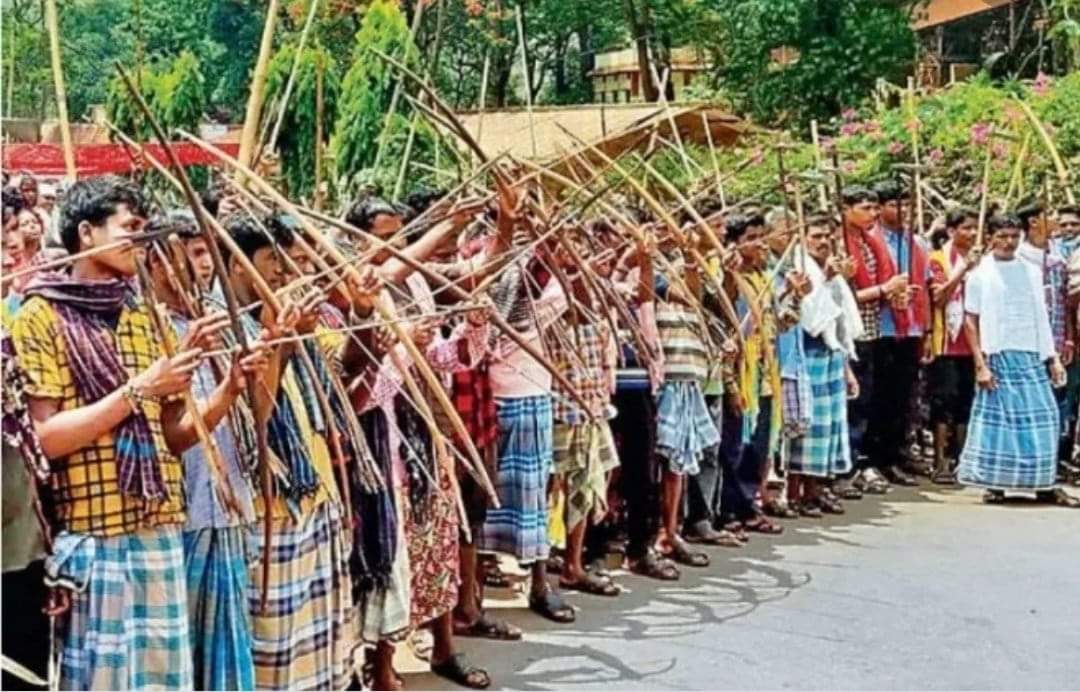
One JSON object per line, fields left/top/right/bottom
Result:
{"left": 482, "top": 563, "right": 511, "bottom": 589}
{"left": 629, "top": 553, "right": 681, "bottom": 581}
{"left": 664, "top": 540, "right": 710, "bottom": 568}
{"left": 743, "top": 515, "right": 784, "bottom": 534}
{"left": 685, "top": 525, "right": 743, "bottom": 547}
{"left": 560, "top": 572, "right": 621, "bottom": 596}
{"left": 431, "top": 653, "right": 491, "bottom": 690}
{"left": 454, "top": 612, "right": 523, "bottom": 640}
{"left": 982, "top": 490, "right": 1006, "bottom": 504}
{"left": 528, "top": 590, "right": 576, "bottom": 623}
{"left": 1037, "top": 489, "right": 1080, "bottom": 508}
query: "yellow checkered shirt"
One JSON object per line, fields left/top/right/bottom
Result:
{"left": 12, "top": 296, "right": 185, "bottom": 537}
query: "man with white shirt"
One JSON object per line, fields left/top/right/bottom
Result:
{"left": 958, "top": 215, "right": 1078, "bottom": 507}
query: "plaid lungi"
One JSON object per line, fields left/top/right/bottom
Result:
{"left": 788, "top": 342, "right": 852, "bottom": 478}
{"left": 959, "top": 351, "right": 1059, "bottom": 490}
{"left": 655, "top": 380, "right": 720, "bottom": 475}
{"left": 553, "top": 421, "right": 619, "bottom": 529}
{"left": 356, "top": 509, "right": 411, "bottom": 645}
{"left": 247, "top": 501, "right": 353, "bottom": 691}
{"left": 479, "top": 396, "right": 553, "bottom": 564}
{"left": 184, "top": 526, "right": 255, "bottom": 691}
{"left": 46, "top": 526, "right": 193, "bottom": 691}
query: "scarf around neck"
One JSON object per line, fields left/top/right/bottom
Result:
{"left": 23, "top": 271, "right": 169, "bottom": 500}
{"left": 844, "top": 226, "right": 930, "bottom": 337}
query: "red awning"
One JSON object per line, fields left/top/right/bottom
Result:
{"left": 1, "top": 141, "right": 240, "bottom": 178}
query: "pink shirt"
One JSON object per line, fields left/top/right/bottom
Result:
{"left": 489, "top": 279, "right": 568, "bottom": 399}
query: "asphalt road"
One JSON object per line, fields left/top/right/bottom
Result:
{"left": 408, "top": 484, "right": 1080, "bottom": 690}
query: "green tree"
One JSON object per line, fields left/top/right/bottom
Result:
{"left": 264, "top": 43, "right": 340, "bottom": 198}
{"left": 706, "top": 0, "right": 916, "bottom": 129}
{"left": 331, "top": 0, "right": 453, "bottom": 199}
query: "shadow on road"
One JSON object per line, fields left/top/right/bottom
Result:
{"left": 407, "top": 483, "right": 961, "bottom": 690}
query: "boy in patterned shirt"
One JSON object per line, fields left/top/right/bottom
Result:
{"left": 12, "top": 176, "right": 263, "bottom": 689}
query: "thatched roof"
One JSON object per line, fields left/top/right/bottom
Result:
{"left": 453, "top": 102, "right": 751, "bottom": 163}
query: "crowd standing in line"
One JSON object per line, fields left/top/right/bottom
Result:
{"left": 2, "top": 167, "right": 1079, "bottom": 692}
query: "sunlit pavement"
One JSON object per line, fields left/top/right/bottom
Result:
{"left": 410, "top": 484, "right": 1080, "bottom": 690}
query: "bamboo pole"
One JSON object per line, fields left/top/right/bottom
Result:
{"left": 701, "top": 111, "right": 726, "bottom": 207}
{"left": 314, "top": 54, "right": 325, "bottom": 211}
{"left": 176, "top": 129, "right": 502, "bottom": 503}
{"left": 264, "top": 0, "right": 321, "bottom": 154}
{"left": 810, "top": 119, "right": 828, "bottom": 212}
{"left": 905, "top": 77, "right": 926, "bottom": 236}
{"left": 975, "top": 148, "right": 994, "bottom": 249}
{"left": 515, "top": 4, "right": 538, "bottom": 159}
{"left": 237, "top": 0, "right": 281, "bottom": 171}
{"left": 372, "top": 0, "right": 427, "bottom": 172}
{"left": 1014, "top": 97, "right": 1075, "bottom": 205}
{"left": 43, "top": 0, "right": 76, "bottom": 179}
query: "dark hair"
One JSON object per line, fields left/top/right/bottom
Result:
{"left": 842, "top": 186, "right": 878, "bottom": 206}
{"left": 872, "top": 179, "right": 906, "bottom": 203}
{"left": 1057, "top": 205, "right": 1080, "bottom": 218}
{"left": 1015, "top": 202, "right": 1044, "bottom": 231}
{"left": 804, "top": 213, "right": 834, "bottom": 230}
{"left": 725, "top": 213, "right": 765, "bottom": 243}
{"left": 344, "top": 197, "right": 399, "bottom": 232}
{"left": 2, "top": 186, "right": 25, "bottom": 224}
{"left": 59, "top": 175, "right": 148, "bottom": 253}
{"left": 945, "top": 207, "right": 978, "bottom": 229}
{"left": 402, "top": 187, "right": 447, "bottom": 217}
{"left": 987, "top": 214, "right": 1021, "bottom": 235}
{"left": 930, "top": 226, "right": 949, "bottom": 250}
{"left": 222, "top": 213, "right": 294, "bottom": 264}
{"left": 200, "top": 182, "right": 228, "bottom": 218}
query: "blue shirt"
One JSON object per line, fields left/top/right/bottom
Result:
{"left": 878, "top": 227, "right": 931, "bottom": 338}
{"left": 172, "top": 313, "right": 257, "bottom": 530}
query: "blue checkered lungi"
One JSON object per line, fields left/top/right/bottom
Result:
{"left": 655, "top": 380, "right": 720, "bottom": 475}
{"left": 184, "top": 526, "right": 255, "bottom": 691}
{"left": 248, "top": 501, "right": 353, "bottom": 691}
{"left": 959, "top": 351, "right": 1059, "bottom": 490}
{"left": 788, "top": 340, "right": 852, "bottom": 478}
{"left": 479, "top": 395, "right": 553, "bottom": 564}
{"left": 46, "top": 526, "right": 193, "bottom": 691}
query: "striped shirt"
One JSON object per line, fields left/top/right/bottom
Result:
{"left": 656, "top": 300, "right": 709, "bottom": 384}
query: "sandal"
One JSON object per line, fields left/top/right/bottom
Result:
{"left": 685, "top": 524, "right": 743, "bottom": 547}
{"left": 743, "top": 515, "right": 784, "bottom": 534}
{"left": 483, "top": 562, "right": 511, "bottom": 589}
{"left": 559, "top": 572, "right": 621, "bottom": 596}
{"left": 546, "top": 553, "right": 565, "bottom": 575}
{"left": 431, "top": 653, "right": 491, "bottom": 689}
{"left": 763, "top": 499, "right": 799, "bottom": 519}
{"left": 454, "top": 612, "right": 523, "bottom": 640}
{"left": 528, "top": 589, "right": 576, "bottom": 623}
{"left": 931, "top": 469, "right": 958, "bottom": 486}
{"left": 982, "top": 490, "right": 1006, "bottom": 505}
{"left": 721, "top": 520, "right": 751, "bottom": 543}
{"left": 629, "top": 552, "right": 681, "bottom": 581}
{"left": 663, "top": 539, "right": 710, "bottom": 568}
{"left": 817, "top": 496, "right": 845, "bottom": 515}
{"left": 1036, "top": 488, "right": 1080, "bottom": 508}
{"left": 795, "top": 501, "right": 822, "bottom": 518}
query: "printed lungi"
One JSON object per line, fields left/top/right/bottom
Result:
{"left": 959, "top": 351, "right": 1059, "bottom": 490}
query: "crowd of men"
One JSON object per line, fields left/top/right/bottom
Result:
{"left": 2, "top": 166, "right": 1079, "bottom": 691}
